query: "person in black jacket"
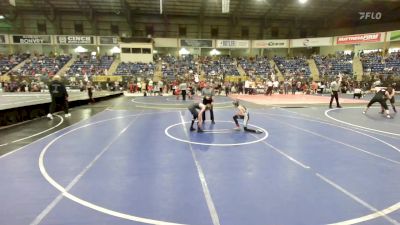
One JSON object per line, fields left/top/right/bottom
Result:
{"left": 47, "top": 75, "right": 70, "bottom": 119}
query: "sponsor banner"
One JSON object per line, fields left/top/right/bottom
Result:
{"left": 216, "top": 40, "right": 249, "bottom": 48}
{"left": 252, "top": 39, "right": 289, "bottom": 48}
{"left": 98, "top": 36, "right": 118, "bottom": 45}
{"left": 291, "top": 37, "right": 332, "bottom": 48}
{"left": 336, "top": 33, "right": 384, "bottom": 45}
{"left": 12, "top": 35, "right": 52, "bottom": 44}
{"left": 0, "top": 34, "right": 8, "bottom": 44}
{"left": 57, "top": 35, "right": 95, "bottom": 45}
{"left": 180, "top": 39, "right": 213, "bottom": 48}
{"left": 389, "top": 30, "right": 400, "bottom": 42}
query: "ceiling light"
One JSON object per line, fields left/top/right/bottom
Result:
{"left": 299, "top": 0, "right": 308, "bottom": 4}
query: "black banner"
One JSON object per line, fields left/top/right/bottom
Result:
{"left": 99, "top": 36, "right": 118, "bottom": 45}
{"left": 12, "top": 35, "right": 51, "bottom": 44}
{"left": 180, "top": 39, "right": 212, "bottom": 48}
{"left": 57, "top": 36, "right": 94, "bottom": 45}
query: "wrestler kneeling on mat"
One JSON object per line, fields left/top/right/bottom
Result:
{"left": 188, "top": 102, "right": 211, "bottom": 132}
{"left": 232, "top": 100, "right": 263, "bottom": 133}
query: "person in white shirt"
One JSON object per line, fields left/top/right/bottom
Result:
{"left": 329, "top": 75, "right": 342, "bottom": 108}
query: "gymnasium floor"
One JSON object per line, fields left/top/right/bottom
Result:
{"left": 0, "top": 94, "right": 399, "bottom": 225}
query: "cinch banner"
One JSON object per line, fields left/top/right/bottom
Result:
{"left": 291, "top": 37, "right": 332, "bottom": 48}
{"left": 389, "top": 30, "right": 400, "bottom": 41}
{"left": 99, "top": 36, "right": 118, "bottom": 45}
{"left": 216, "top": 40, "right": 249, "bottom": 48}
{"left": 252, "top": 40, "right": 289, "bottom": 48}
{"left": 336, "top": 33, "right": 383, "bottom": 45}
{"left": 0, "top": 34, "right": 7, "bottom": 44}
{"left": 57, "top": 35, "right": 95, "bottom": 45}
{"left": 12, "top": 35, "right": 52, "bottom": 44}
{"left": 180, "top": 39, "right": 213, "bottom": 48}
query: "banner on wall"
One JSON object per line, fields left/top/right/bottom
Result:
{"left": 252, "top": 40, "right": 289, "bottom": 48}
{"left": 336, "top": 33, "right": 384, "bottom": 45}
{"left": 217, "top": 40, "right": 249, "bottom": 48}
{"left": 92, "top": 76, "right": 122, "bottom": 82}
{"left": 291, "top": 37, "right": 332, "bottom": 48}
{"left": 56, "top": 35, "right": 95, "bottom": 45}
{"left": 180, "top": 39, "right": 213, "bottom": 48}
{"left": 98, "top": 36, "right": 118, "bottom": 45}
{"left": 12, "top": 35, "right": 52, "bottom": 44}
{"left": 389, "top": 30, "right": 400, "bottom": 42}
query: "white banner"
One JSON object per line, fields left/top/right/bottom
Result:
{"left": 56, "top": 35, "right": 95, "bottom": 45}
{"left": 154, "top": 38, "right": 178, "bottom": 47}
{"left": 291, "top": 37, "right": 332, "bottom": 48}
{"left": 217, "top": 40, "right": 249, "bottom": 48}
{"left": 252, "top": 39, "right": 289, "bottom": 48}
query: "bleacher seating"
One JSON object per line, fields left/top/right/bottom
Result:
{"left": 114, "top": 62, "right": 155, "bottom": 76}
{"left": 17, "top": 55, "right": 71, "bottom": 76}
{"left": 274, "top": 56, "right": 311, "bottom": 77}
{"left": 360, "top": 52, "right": 384, "bottom": 73}
{"left": 384, "top": 52, "right": 400, "bottom": 75}
{"left": 202, "top": 56, "right": 240, "bottom": 76}
{"left": 0, "top": 54, "right": 29, "bottom": 74}
{"left": 67, "top": 56, "right": 113, "bottom": 76}
{"left": 239, "top": 56, "right": 272, "bottom": 77}
{"left": 314, "top": 54, "right": 353, "bottom": 76}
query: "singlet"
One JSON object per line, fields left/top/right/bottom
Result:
{"left": 375, "top": 89, "right": 386, "bottom": 98}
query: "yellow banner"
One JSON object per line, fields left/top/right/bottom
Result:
{"left": 0, "top": 75, "right": 11, "bottom": 82}
{"left": 92, "top": 76, "right": 122, "bottom": 82}
{"left": 224, "top": 76, "right": 247, "bottom": 82}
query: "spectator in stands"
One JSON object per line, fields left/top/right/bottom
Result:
{"left": 329, "top": 75, "right": 342, "bottom": 108}
{"left": 47, "top": 75, "right": 70, "bottom": 119}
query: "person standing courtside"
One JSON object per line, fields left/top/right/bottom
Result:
{"left": 201, "top": 82, "right": 215, "bottom": 124}
{"left": 47, "top": 75, "right": 70, "bottom": 119}
{"left": 329, "top": 74, "right": 342, "bottom": 108}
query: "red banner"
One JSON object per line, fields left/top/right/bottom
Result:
{"left": 336, "top": 33, "right": 382, "bottom": 45}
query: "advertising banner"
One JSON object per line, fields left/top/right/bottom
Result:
{"left": 98, "top": 36, "right": 118, "bottom": 45}
{"left": 252, "top": 39, "right": 289, "bottom": 48}
{"left": 12, "top": 35, "right": 52, "bottom": 44}
{"left": 291, "top": 37, "right": 332, "bottom": 48}
{"left": 180, "top": 39, "right": 213, "bottom": 48}
{"left": 216, "top": 40, "right": 249, "bottom": 48}
{"left": 57, "top": 35, "right": 95, "bottom": 45}
{"left": 336, "top": 33, "right": 384, "bottom": 45}
{"left": 389, "top": 30, "right": 400, "bottom": 42}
